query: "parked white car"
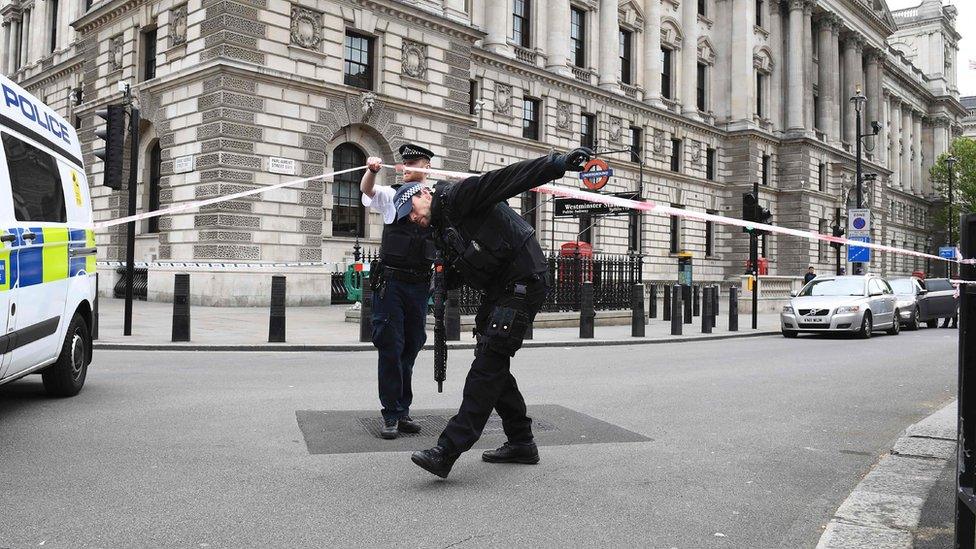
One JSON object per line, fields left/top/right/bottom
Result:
{"left": 780, "top": 275, "right": 900, "bottom": 339}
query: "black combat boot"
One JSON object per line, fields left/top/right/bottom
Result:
{"left": 482, "top": 442, "right": 540, "bottom": 464}
{"left": 398, "top": 416, "right": 421, "bottom": 433}
{"left": 381, "top": 418, "right": 398, "bottom": 439}
{"left": 411, "top": 445, "right": 459, "bottom": 478}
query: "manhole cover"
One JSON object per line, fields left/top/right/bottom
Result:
{"left": 296, "top": 405, "right": 649, "bottom": 455}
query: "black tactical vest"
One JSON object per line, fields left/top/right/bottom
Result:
{"left": 380, "top": 219, "right": 433, "bottom": 271}
{"left": 433, "top": 184, "right": 547, "bottom": 290}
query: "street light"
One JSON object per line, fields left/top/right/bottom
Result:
{"left": 946, "top": 154, "right": 957, "bottom": 278}
{"left": 850, "top": 85, "right": 879, "bottom": 275}
{"left": 925, "top": 235, "right": 933, "bottom": 277}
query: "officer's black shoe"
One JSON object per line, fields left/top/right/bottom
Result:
{"left": 411, "top": 445, "right": 458, "bottom": 478}
{"left": 380, "top": 418, "right": 398, "bottom": 440}
{"left": 482, "top": 442, "right": 540, "bottom": 464}
{"left": 398, "top": 416, "right": 421, "bottom": 434}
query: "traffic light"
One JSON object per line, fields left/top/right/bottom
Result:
{"left": 94, "top": 104, "right": 126, "bottom": 189}
{"left": 742, "top": 191, "right": 759, "bottom": 233}
{"left": 830, "top": 225, "right": 845, "bottom": 250}
{"left": 756, "top": 204, "right": 772, "bottom": 234}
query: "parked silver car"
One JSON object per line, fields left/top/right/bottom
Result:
{"left": 780, "top": 275, "right": 900, "bottom": 339}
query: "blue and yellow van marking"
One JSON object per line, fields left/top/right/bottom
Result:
{"left": 0, "top": 227, "right": 95, "bottom": 291}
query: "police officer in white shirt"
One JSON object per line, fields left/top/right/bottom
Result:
{"left": 360, "top": 144, "right": 435, "bottom": 439}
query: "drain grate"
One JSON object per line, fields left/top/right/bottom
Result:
{"left": 357, "top": 414, "right": 557, "bottom": 439}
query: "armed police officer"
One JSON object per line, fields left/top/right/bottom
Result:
{"left": 360, "top": 143, "right": 436, "bottom": 439}
{"left": 393, "top": 147, "right": 592, "bottom": 478}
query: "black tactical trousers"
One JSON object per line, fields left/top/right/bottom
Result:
{"left": 437, "top": 275, "right": 548, "bottom": 454}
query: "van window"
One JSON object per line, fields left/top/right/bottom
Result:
{"left": 928, "top": 279, "right": 953, "bottom": 292}
{"left": 2, "top": 133, "right": 67, "bottom": 223}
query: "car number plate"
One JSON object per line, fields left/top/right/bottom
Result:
{"left": 804, "top": 318, "right": 826, "bottom": 323}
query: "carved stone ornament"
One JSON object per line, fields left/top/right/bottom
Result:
{"left": 401, "top": 40, "right": 428, "bottom": 80}
{"left": 290, "top": 5, "right": 323, "bottom": 50}
{"left": 609, "top": 116, "right": 623, "bottom": 142}
{"left": 170, "top": 5, "right": 187, "bottom": 46}
{"left": 494, "top": 82, "right": 513, "bottom": 115}
{"left": 691, "top": 140, "right": 703, "bottom": 164}
{"left": 555, "top": 101, "right": 572, "bottom": 130}
{"left": 109, "top": 35, "right": 124, "bottom": 71}
{"left": 653, "top": 129, "right": 666, "bottom": 155}
{"left": 360, "top": 91, "right": 376, "bottom": 120}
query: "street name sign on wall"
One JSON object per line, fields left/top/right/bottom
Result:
{"left": 269, "top": 157, "right": 297, "bottom": 175}
{"left": 554, "top": 191, "right": 639, "bottom": 217}
{"left": 173, "top": 155, "right": 195, "bottom": 174}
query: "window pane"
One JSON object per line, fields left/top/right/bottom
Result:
{"left": 523, "top": 98, "right": 539, "bottom": 140}
{"left": 344, "top": 33, "right": 373, "bottom": 90}
{"left": 571, "top": 8, "right": 585, "bottom": 67}
{"left": 332, "top": 144, "right": 366, "bottom": 236}
{"left": 148, "top": 142, "right": 162, "bottom": 233}
{"left": 513, "top": 0, "right": 531, "bottom": 47}
{"left": 143, "top": 28, "right": 157, "bottom": 81}
{"left": 697, "top": 63, "right": 706, "bottom": 111}
{"left": 619, "top": 29, "right": 631, "bottom": 84}
{"left": 581, "top": 113, "right": 595, "bottom": 148}
{"left": 3, "top": 133, "right": 66, "bottom": 223}
{"left": 661, "top": 48, "right": 672, "bottom": 98}
{"left": 670, "top": 139, "right": 681, "bottom": 172}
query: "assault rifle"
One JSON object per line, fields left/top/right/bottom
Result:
{"left": 432, "top": 252, "right": 447, "bottom": 392}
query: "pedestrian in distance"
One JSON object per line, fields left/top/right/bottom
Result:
{"left": 360, "top": 143, "right": 437, "bottom": 439}
{"left": 394, "top": 146, "right": 594, "bottom": 479}
{"left": 804, "top": 266, "right": 816, "bottom": 285}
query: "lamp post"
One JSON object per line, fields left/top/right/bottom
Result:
{"left": 926, "top": 235, "right": 933, "bottom": 277}
{"left": 850, "top": 86, "right": 879, "bottom": 275}
{"left": 946, "top": 154, "right": 957, "bottom": 278}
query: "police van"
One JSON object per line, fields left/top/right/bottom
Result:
{"left": 0, "top": 74, "right": 97, "bottom": 397}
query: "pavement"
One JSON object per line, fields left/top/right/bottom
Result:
{"left": 93, "top": 297, "right": 783, "bottom": 350}
{"left": 816, "top": 401, "right": 959, "bottom": 548}
{"left": 0, "top": 325, "right": 957, "bottom": 548}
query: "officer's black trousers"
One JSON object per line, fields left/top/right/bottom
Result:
{"left": 437, "top": 277, "right": 547, "bottom": 454}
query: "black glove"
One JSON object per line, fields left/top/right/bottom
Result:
{"left": 562, "top": 147, "right": 593, "bottom": 172}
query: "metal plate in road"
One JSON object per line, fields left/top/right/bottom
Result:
{"left": 295, "top": 404, "right": 652, "bottom": 455}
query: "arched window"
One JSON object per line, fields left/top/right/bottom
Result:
{"left": 332, "top": 143, "right": 366, "bottom": 237}
{"left": 147, "top": 141, "right": 161, "bottom": 233}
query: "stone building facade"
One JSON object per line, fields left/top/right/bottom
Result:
{"left": 0, "top": 0, "right": 966, "bottom": 304}
{"left": 963, "top": 96, "right": 976, "bottom": 138}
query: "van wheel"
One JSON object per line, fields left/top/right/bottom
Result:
{"left": 41, "top": 314, "right": 90, "bottom": 397}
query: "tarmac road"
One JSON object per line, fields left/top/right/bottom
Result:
{"left": 0, "top": 328, "right": 957, "bottom": 548}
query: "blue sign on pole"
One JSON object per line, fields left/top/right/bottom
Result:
{"left": 847, "top": 236, "right": 871, "bottom": 263}
{"left": 939, "top": 246, "right": 957, "bottom": 260}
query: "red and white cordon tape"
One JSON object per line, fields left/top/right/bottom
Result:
{"left": 386, "top": 163, "right": 976, "bottom": 268}
{"left": 90, "top": 161, "right": 974, "bottom": 269}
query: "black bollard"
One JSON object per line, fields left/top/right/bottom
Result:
{"left": 671, "top": 290, "right": 683, "bottom": 335}
{"left": 580, "top": 281, "right": 595, "bottom": 338}
{"left": 709, "top": 286, "right": 717, "bottom": 329}
{"left": 269, "top": 275, "right": 286, "bottom": 343}
{"left": 171, "top": 273, "right": 190, "bottom": 342}
{"left": 649, "top": 284, "right": 658, "bottom": 319}
{"left": 702, "top": 285, "right": 713, "bottom": 334}
{"left": 359, "top": 276, "right": 372, "bottom": 343}
{"left": 693, "top": 285, "right": 700, "bottom": 317}
{"left": 682, "top": 284, "right": 692, "bottom": 324}
{"left": 632, "top": 284, "right": 645, "bottom": 337}
{"left": 663, "top": 285, "right": 672, "bottom": 321}
{"left": 446, "top": 289, "right": 461, "bottom": 341}
{"left": 92, "top": 272, "right": 99, "bottom": 340}
{"left": 729, "top": 286, "right": 739, "bottom": 332}
{"left": 713, "top": 285, "right": 720, "bottom": 316}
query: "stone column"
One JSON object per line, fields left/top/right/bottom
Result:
{"left": 913, "top": 111, "right": 923, "bottom": 195}
{"left": 679, "top": 0, "right": 699, "bottom": 115}
{"left": 1, "top": 22, "right": 9, "bottom": 75}
{"left": 20, "top": 9, "right": 31, "bottom": 69}
{"left": 889, "top": 98, "right": 901, "bottom": 190}
{"left": 484, "top": 0, "right": 512, "bottom": 57}
{"left": 864, "top": 50, "right": 880, "bottom": 160}
{"left": 30, "top": 0, "right": 47, "bottom": 63}
{"left": 7, "top": 18, "right": 19, "bottom": 73}
{"left": 643, "top": 0, "right": 663, "bottom": 107}
{"left": 802, "top": 2, "right": 814, "bottom": 130}
{"left": 816, "top": 17, "right": 835, "bottom": 137}
{"left": 830, "top": 22, "right": 842, "bottom": 143}
{"left": 768, "top": 0, "right": 784, "bottom": 127}
{"left": 902, "top": 106, "right": 912, "bottom": 193}
{"left": 842, "top": 34, "right": 863, "bottom": 145}
{"left": 546, "top": 0, "right": 571, "bottom": 75}
{"left": 880, "top": 89, "right": 890, "bottom": 169}
{"left": 598, "top": 0, "right": 621, "bottom": 92}
{"left": 786, "top": 0, "right": 805, "bottom": 130}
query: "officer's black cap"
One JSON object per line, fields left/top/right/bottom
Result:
{"left": 398, "top": 143, "right": 435, "bottom": 161}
